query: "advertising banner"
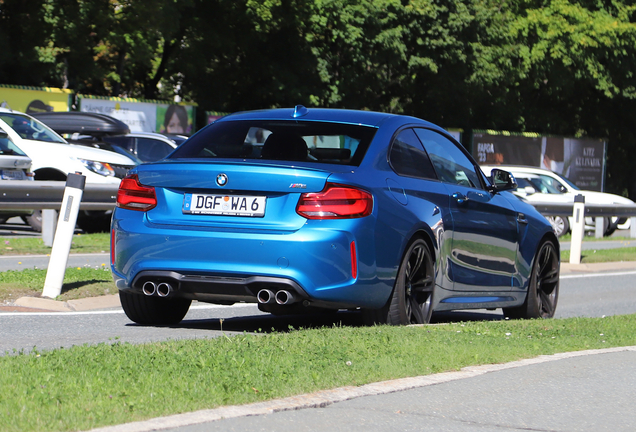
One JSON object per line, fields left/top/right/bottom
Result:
{"left": 472, "top": 131, "right": 606, "bottom": 191}
{"left": 206, "top": 111, "right": 230, "bottom": 124}
{"left": 0, "top": 85, "right": 71, "bottom": 113}
{"left": 79, "top": 96, "right": 195, "bottom": 134}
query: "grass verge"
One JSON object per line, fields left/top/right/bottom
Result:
{"left": 0, "top": 233, "right": 110, "bottom": 256}
{"left": 0, "top": 267, "right": 114, "bottom": 302}
{"left": 561, "top": 247, "right": 636, "bottom": 263}
{"left": 1, "top": 314, "right": 635, "bottom": 431}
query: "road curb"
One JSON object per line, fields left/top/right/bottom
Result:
{"left": 88, "top": 345, "right": 636, "bottom": 432}
{"left": 13, "top": 294, "right": 120, "bottom": 312}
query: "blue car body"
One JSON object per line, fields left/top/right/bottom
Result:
{"left": 111, "top": 107, "right": 559, "bottom": 325}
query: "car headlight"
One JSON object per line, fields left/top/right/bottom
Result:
{"left": 78, "top": 158, "right": 116, "bottom": 177}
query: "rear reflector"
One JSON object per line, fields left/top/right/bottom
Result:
{"left": 111, "top": 228, "right": 115, "bottom": 265}
{"left": 350, "top": 241, "right": 357, "bottom": 279}
{"left": 117, "top": 174, "right": 157, "bottom": 211}
{"left": 296, "top": 183, "right": 373, "bottom": 219}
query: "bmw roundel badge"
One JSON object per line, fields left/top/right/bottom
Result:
{"left": 216, "top": 173, "right": 228, "bottom": 187}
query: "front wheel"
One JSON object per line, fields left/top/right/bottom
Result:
{"left": 119, "top": 290, "right": 192, "bottom": 325}
{"left": 363, "top": 238, "right": 435, "bottom": 325}
{"left": 546, "top": 216, "right": 569, "bottom": 237}
{"left": 504, "top": 240, "right": 559, "bottom": 319}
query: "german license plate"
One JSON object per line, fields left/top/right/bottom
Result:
{"left": 183, "top": 193, "right": 266, "bottom": 217}
{"left": 0, "top": 169, "right": 25, "bottom": 180}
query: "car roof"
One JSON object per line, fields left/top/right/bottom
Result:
{"left": 218, "top": 106, "right": 402, "bottom": 128}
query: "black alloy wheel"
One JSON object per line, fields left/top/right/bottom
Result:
{"left": 504, "top": 240, "right": 560, "bottom": 319}
{"left": 384, "top": 238, "right": 436, "bottom": 325}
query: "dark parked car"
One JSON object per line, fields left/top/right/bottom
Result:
{"left": 111, "top": 106, "right": 560, "bottom": 326}
{"left": 32, "top": 112, "right": 182, "bottom": 163}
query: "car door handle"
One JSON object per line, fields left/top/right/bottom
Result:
{"left": 452, "top": 192, "right": 468, "bottom": 204}
{"left": 517, "top": 213, "right": 528, "bottom": 224}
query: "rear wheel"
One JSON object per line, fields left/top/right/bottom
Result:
{"left": 363, "top": 238, "right": 435, "bottom": 325}
{"left": 504, "top": 240, "right": 559, "bottom": 319}
{"left": 119, "top": 290, "right": 191, "bottom": 325}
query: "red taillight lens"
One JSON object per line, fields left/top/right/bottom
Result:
{"left": 296, "top": 183, "right": 373, "bottom": 219}
{"left": 116, "top": 174, "right": 157, "bottom": 211}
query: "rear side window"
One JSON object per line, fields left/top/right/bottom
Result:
{"left": 169, "top": 120, "right": 377, "bottom": 166}
{"left": 414, "top": 128, "right": 482, "bottom": 188}
{"left": 389, "top": 129, "right": 437, "bottom": 180}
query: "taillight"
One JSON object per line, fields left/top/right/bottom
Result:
{"left": 296, "top": 183, "right": 373, "bottom": 219}
{"left": 116, "top": 174, "right": 157, "bottom": 211}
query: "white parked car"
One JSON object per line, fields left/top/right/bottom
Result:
{"left": 0, "top": 128, "right": 34, "bottom": 224}
{"left": 0, "top": 108, "right": 136, "bottom": 232}
{"left": 480, "top": 165, "right": 634, "bottom": 237}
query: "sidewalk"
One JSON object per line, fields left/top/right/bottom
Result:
{"left": 91, "top": 346, "right": 636, "bottom": 432}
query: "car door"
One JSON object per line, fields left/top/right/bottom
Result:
{"left": 414, "top": 128, "right": 520, "bottom": 292}
{"left": 386, "top": 128, "right": 453, "bottom": 289}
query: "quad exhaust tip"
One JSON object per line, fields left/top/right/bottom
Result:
{"left": 257, "top": 289, "right": 298, "bottom": 305}
{"left": 142, "top": 281, "right": 156, "bottom": 296}
{"left": 156, "top": 282, "right": 173, "bottom": 297}
{"left": 142, "top": 281, "right": 174, "bottom": 297}
{"left": 275, "top": 290, "right": 296, "bottom": 305}
{"left": 257, "top": 289, "right": 275, "bottom": 304}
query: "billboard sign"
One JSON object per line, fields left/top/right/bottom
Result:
{"left": 473, "top": 131, "right": 606, "bottom": 191}
{"left": 0, "top": 85, "right": 71, "bottom": 113}
{"left": 79, "top": 96, "right": 194, "bottom": 135}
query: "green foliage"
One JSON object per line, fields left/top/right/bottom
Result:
{"left": 2, "top": 0, "right": 636, "bottom": 195}
{"left": 1, "top": 315, "right": 635, "bottom": 431}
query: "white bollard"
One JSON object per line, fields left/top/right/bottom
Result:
{"left": 42, "top": 173, "right": 86, "bottom": 299}
{"left": 594, "top": 217, "right": 604, "bottom": 239}
{"left": 569, "top": 194, "right": 585, "bottom": 265}
{"left": 41, "top": 209, "right": 57, "bottom": 247}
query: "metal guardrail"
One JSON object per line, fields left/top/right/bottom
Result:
{"left": 0, "top": 180, "right": 117, "bottom": 210}
{"left": 530, "top": 202, "right": 636, "bottom": 218}
{"left": 2, "top": 181, "right": 636, "bottom": 239}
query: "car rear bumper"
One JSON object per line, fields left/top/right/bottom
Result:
{"left": 111, "top": 209, "right": 391, "bottom": 309}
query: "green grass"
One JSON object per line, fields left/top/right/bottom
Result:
{"left": 562, "top": 247, "right": 636, "bottom": 263}
{"left": 1, "top": 314, "right": 635, "bottom": 431}
{"left": 0, "top": 233, "right": 110, "bottom": 256}
{"left": 0, "top": 267, "right": 114, "bottom": 302}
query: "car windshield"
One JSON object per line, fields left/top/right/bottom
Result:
{"left": 553, "top": 171, "right": 580, "bottom": 190}
{"left": 169, "top": 120, "right": 377, "bottom": 166}
{"left": 0, "top": 129, "right": 28, "bottom": 156}
{"left": 0, "top": 113, "right": 66, "bottom": 143}
{"left": 520, "top": 175, "right": 563, "bottom": 194}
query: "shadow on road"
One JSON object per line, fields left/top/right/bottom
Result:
{"left": 126, "top": 308, "right": 505, "bottom": 333}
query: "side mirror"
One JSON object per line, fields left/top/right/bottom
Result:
{"left": 524, "top": 186, "right": 536, "bottom": 195}
{"left": 0, "top": 129, "right": 8, "bottom": 138}
{"left": 488, "top": 169, "right": 518, "bottom": 193}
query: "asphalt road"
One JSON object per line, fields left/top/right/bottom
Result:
{"left": 2, "top": 269, "right": 635, "bottom": 355}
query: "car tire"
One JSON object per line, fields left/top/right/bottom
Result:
{"left": 546, "top": 216, "right": 569, "bottom": 237}
{"left": 119, "top": 290, "right": 192, "bottom": 325}
{"left": 503, "top": 240, "right": 559, "bottom": 319}
{"left": 23, "top": 210, "right": 43, "bottom": 232}
{"left": 604, "top": 217, "right": 619, "bottom": 237}
{"left": 363, "top": 237, "right": 435, "bottom": 325}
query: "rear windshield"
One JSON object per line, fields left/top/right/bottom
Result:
{"left": 169, "top": 120, "right": 377, "bottom": 166}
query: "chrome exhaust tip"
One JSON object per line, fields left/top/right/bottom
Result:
{"left": 257, "top": 289, "right": 275, "bottom": 304}
{"left": 275, "top": 290, "right": 296, "bottom": 305}
{"left": 142, "top": 281, "right": 156, "bottom": 296}
{"left": 156, "top": 282, "right": 173, "bottom": 297}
